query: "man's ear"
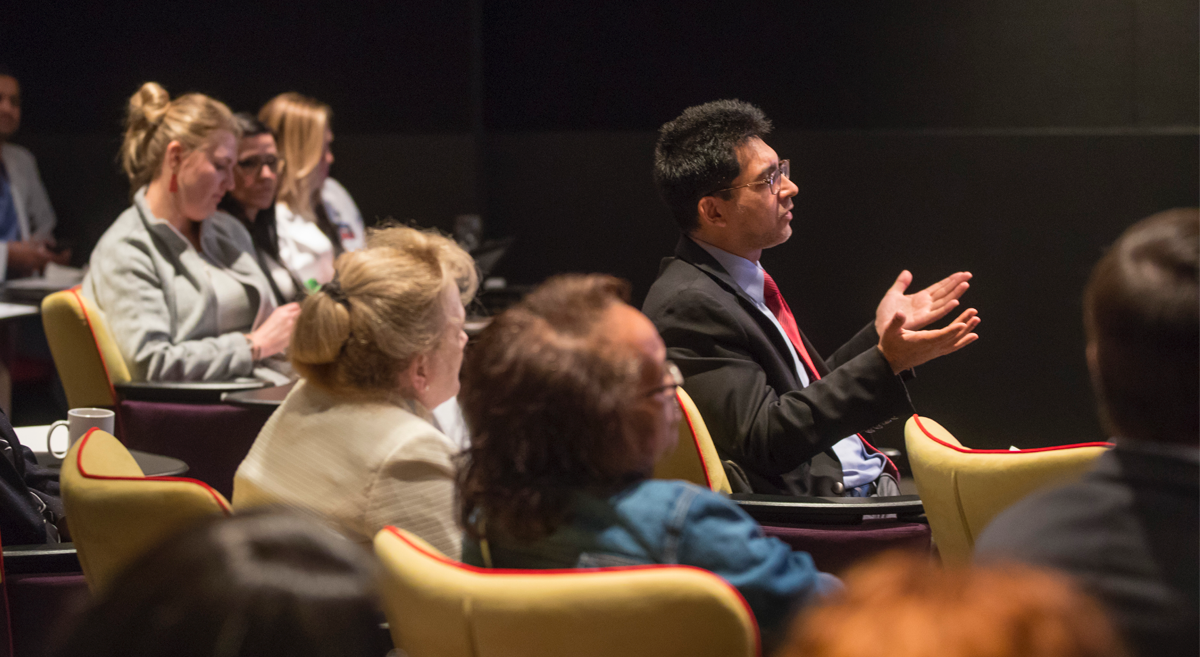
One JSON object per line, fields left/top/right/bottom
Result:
{"left": 696, "top": 195, "right": 727, "bottom": 230}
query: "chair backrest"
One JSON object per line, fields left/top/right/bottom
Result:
{"left": 41, "top": 288, "right": 130, "bottom": 408}
{"left": 60, "top": 429, "right": 231, "bottom": 592}
{"left": 653, "top": 388, "right": 732, "bottom": 494}
{"left": 904, "top": 415, "right": 1111, "bottom": 566}
{"left": 374, "top": 527, "right": 759, "bottom": 657}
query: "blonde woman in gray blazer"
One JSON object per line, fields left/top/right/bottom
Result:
{"left": 83, "top": 83, "right": 300, "bottom": 382}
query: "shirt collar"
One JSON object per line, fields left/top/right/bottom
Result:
{"left": 690, "top": 236, "right": 766, "bottom": 306}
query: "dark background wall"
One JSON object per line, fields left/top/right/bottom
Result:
{"left": 3, "top": 1, "right": 1197, "bottom": 449}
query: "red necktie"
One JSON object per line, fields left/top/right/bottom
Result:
{"left": 762, "top": 268, "right": 898, "bottom": 477}
{"left": 761, "top": 269, "right": 819, "bottom": 380}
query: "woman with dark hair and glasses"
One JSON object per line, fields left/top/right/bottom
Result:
{"left": 51, "top": 511, "right": 391, "bottom": 657}
{"left": 457, "top": 274, "right": 839, "bottom": 651}
{"left": 217, "top": 113, "right": 305, "bottom": 305}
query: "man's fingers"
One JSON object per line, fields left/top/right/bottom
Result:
{"left": 927, "top": 273, "right": 972, "bottom": 299}
{"left": 888, "top": 270, "right": 913, "bottom": 296}
{"left": 953, "top": 332, "right": 980, "bottom": 349}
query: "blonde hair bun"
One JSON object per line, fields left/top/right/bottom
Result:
{"left": 120, "top": 82, "right": 236, "bottom": 194}
{"left": 290, "top": 226, "right": 478, "bottom": 398}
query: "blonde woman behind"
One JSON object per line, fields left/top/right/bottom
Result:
{"left": 259, "top": 92, "right": 365, "bottom": 288}
{"left": 233, "top": 226, "right": 476, "bottom": 559}
{"left": 83, "top": 82, "right": 300, "bottom": 383}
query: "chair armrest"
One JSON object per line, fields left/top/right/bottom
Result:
{"left": 115, "top": 379, "right": 268, "bottom": 403}
{"left": 3, "top": 542, "right": 81, "bottom": 574}
{"left": 730, "top": 493, "right": 924, "bottom": 525}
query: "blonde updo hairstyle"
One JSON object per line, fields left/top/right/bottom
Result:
{"left": 290, "top": 225, "right": 478, "bottom": 399}
{"left": 120, "top": 82, "right": 238, "bottom": 194}
{"left": 258, "top": 92, "right": 331, "bottom": 220}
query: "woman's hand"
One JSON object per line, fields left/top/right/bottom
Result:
{"left": 247, "top": 303, "right": 302, "bottom": 360}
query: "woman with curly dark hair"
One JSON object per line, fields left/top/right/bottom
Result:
{"left": 457, "top": 274, "right": 838, "bottom": 649}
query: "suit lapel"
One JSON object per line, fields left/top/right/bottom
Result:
{"left": 672, "top": 236, "right": 807, "bottom": 386}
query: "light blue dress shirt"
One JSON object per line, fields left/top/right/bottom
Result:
{"left": 692, "top": 238, "right": 885, "bottom": 489}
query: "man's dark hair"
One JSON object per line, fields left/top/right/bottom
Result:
{"left": 458, "top": 274, "right": 657, "bottom": 542}
{"left": 653, "top": 99, "right": 773, "bottom": 233}
{"left": 0, "top": 63, "right": 14, "bottom": 80}
{"left": 1084, "top": 208, "right": 1199, "bottom": 446}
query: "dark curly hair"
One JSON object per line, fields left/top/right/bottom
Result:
{"left": 653, "top": 99, "right": 773, "bottom": 233}
{"left": 457, "top": 274, "right": 659, "bottom": 542}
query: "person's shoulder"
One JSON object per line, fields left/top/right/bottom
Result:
{"left": 376, "top": 403, "right": 458, "bottom": 461}
{"left": 645, "top": 258, "right": 731, "bottom": 312}
{"left": 974, "top": 476, "right": 1115, "bottom": 559}
{"left": 1, "top": 142, "right": 35, "bottom": 166}
{"left": 322, "top": 177, "right": 352, "bottom": 198}
{"left": 91, "top": 204, "right": 150, "bottom": 254}
{"left": 206, "top": 210, "right": 255, "bottom": 247}
{"left": 616, "top": 479, "right": 743, "bottom": 520}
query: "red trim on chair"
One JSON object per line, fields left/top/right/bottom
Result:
{"left": 74, "top": 428, "right": 232, "bottom": 514}
{"left": 677, "top": 390, "right": 715, "bottom": 491}
{"left": 69, "top": 287, "right": 119, "bottom": 407}
{"left": 383, "top": 526, "right": 762, "bottom": 657}
{"left": 912, "top": 415, "right": 1114, "bottom": 454}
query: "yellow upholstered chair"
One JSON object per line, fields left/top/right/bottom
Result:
{"left": 60, "top": 428, "right": 232, "bottom": 592}
{"left": 41, "top": 288, "right": 131, "bottom": 408}
{"left": 653, "top": 388, "right": 732, "bottom": 494}
{"left": 904, "top": 415, "right": 1112, "bottom": 566}
{"left": 373, "top": 526, "right": 760, "bottom": 657}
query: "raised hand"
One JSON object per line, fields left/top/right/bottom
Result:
{"left": 877, "top": 307, "right": 981, "bottom": 374}
{"left": 875, "top": 270, "right": 973, "bottom": 335}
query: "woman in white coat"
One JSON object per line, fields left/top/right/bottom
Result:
{"left": 258, "top": 92, "right": 365, "bottom": 289}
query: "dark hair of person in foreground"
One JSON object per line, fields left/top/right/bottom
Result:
{"left": 52, "top": 511, "right": 389, "bottom": 657}
{"left": 1084, "top": 207, "right": 1199, "bottom": 446}
{"left": 781, "top": 551, "right": 1128, "bottom": 657}
{"left": 457, "top": 274, "right": 662, "bottom": 541}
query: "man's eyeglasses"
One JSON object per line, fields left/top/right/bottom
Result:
{"left": 235, "top": 155, "right": 284, "bottom": 176}
{"left": 710, "top": 159, "right": 790, "bottom": 196}
{"left": 645, "top": 360, "right": 684, "bottom": 399}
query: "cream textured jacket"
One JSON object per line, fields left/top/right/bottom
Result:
{"left": 232, "top": 380, "right": 462, "bottom": 559}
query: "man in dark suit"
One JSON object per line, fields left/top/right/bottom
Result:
{"left": 976, "top": 208, "right": 1199, "bottom": 657}
{"left": 643, "top": 100, "right": 980, "bottom": 496}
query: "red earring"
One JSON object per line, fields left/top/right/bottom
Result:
{"left": 169, "top": 173, "right": 178, "bottom": 193}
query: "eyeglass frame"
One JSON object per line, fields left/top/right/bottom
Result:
{"left": 234, "top": 155, "right": 286, "bottom": 177}
{"left": 644, "top": 360, "right": 684, "bottom": 399}
{"left": 708, "top": 159, "right": 790, "bottom": 196}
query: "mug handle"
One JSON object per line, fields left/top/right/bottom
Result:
{"left": 48, "top": 420, "right": 71, "bottom": 460}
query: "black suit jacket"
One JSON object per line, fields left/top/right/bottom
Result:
{"left": 642, "top": 236, "right": 913, "bottom": 496}
{"left": 976, "top": 445, "right": 1199, "bottom": 657}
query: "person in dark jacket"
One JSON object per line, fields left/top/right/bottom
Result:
{"left": 976, "top": 208, "right": 1199, "bottom": 657}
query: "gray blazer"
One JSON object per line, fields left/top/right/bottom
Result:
{"left": 82, "top": 187, "right": 279, "bottom": 382}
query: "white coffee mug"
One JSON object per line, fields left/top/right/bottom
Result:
{"left": 48, "top": 408, "right": 116, "bottom": 459}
